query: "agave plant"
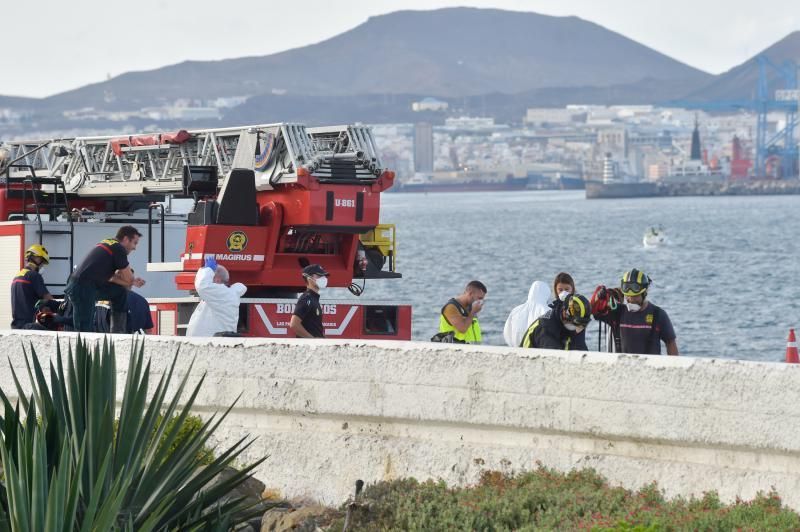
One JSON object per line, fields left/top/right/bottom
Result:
{"left": 0, "top": 337, "right": 266, "bottom": 531}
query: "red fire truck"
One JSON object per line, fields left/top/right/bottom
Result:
{"left": 0, "top": 123, "right": 411, "bottom": 339}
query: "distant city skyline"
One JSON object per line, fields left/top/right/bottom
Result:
{"left": 2, "top": 0, "right": 797, "bottom": 98}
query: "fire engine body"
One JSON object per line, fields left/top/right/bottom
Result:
{"left": 0, "top": 123, "right": 411, "bottom": 339}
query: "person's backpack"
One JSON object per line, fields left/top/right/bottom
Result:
{"left": 430, "top": 331, "right": 457, "bottom": 343}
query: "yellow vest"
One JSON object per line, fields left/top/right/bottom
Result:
{"left": 438, "top": 299, "right": 482, "bottom": 344}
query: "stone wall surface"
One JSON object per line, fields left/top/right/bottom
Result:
{"left": 2, "top": 330, "right": 800, "bottom": 507}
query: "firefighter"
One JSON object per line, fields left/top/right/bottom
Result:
{"left": 65, "top": 225, "right": 145, "bottom": 333}
{"left": 521, "top": 293, "right": 591, "bottom": 350}
{"left": 186, "top": 257, "right": 247, "bottom": 337}
{"left": 591, "top": 269, "right": 679, "bottom": 356}
{"left": 289, "top": 264, "right": 329, "bottom": 338}
{"left": 10, "top": 244, "right": 54, "bottom": 328}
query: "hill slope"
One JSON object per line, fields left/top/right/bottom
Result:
{"left": 683, "top": 31, "right": 800, "bottom": 101}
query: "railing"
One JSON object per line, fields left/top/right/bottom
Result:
{"left": 147, "top": 203, "right": 166, "bottom": 263}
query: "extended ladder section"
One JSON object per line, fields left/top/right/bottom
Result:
{"left": 0, "top": 124, "right": 386, "bottom": 197}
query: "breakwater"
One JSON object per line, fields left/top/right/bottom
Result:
{"left": 661, "top": 179, "right": 800, "bottom": 197}
{"left": 587, "top": 178, "right": 800, "bottom": 199}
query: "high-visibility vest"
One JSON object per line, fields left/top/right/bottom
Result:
{"left": 438, "top": 298, "right": 482, "bottom": 344}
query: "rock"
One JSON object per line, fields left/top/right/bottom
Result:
{"left": 262, "top": 487, "right": 283, "bottom": 501}
{"left": 199, "top": 466, "right": 268, "bottom": 508}
{"left": 260, "top": 505, "right": 335, "bottom": 532}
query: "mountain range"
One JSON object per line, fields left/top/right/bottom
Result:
{"left": 1, "top": 8, "right": 798, "bottom": 127}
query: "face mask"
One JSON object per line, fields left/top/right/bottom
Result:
{"left": 625, "top": 302, "right": 641, "bottom": 312}
{"left": 563, "top": 322, "right": 577, "bottom": 332}
{"left": 315, "top": 276, "right": 328, "bottom": 290}
{"left": 558, "top": 291, "right": 570, "bottom": 301}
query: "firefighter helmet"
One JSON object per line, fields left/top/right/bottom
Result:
{"left": 621, "top": 269, "right": 650, "bottom": 297}
{"left": 564, "top": 294, "right": 592, "bottom": 326}
{"left": 25, "top": 244, "right": 50, "bottom": 265}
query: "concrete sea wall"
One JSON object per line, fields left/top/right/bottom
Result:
{"left": 2, "top": 331, "right": 800, "bottom": 508}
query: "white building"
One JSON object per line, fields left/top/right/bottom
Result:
{"left": 411, "top": 97, "right": 448, "bottom": 112}
{"left": 525, "top": 107, "right": 584, "bottom": 126}
{"left": 443, "top": 116, "right": 495, "bottom": 130}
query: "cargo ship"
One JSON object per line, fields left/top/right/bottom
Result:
{"left": 397, "top": 173, "right": 530, "bottom": 193}
{"left": 585, "top": 180, "right": 661, "bottom": 199}
{"left": 585, "top": 152, "right": 661, "bottom": 199}
{"left": 557, "top": 174, "right": 585, "bottom": 190}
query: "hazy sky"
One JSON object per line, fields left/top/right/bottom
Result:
{"left": 2, "top": 0, "right": 797, "bottom": 98}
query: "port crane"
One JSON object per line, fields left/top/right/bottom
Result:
{"left": 669, "top": 55, "right": 799, "bottom": 179}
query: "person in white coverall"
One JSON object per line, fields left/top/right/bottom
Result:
{"left": 186, "top": 257, "right": 247, "bottom": 337}
{"left": 503, "top": 280, "right": 551, "bottom": 347}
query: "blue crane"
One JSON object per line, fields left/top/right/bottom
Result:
{"left": 755, "top": 56, "right": 797, "bottom": 178}
{"left": 668, "top": 55, "right": 798, "bottom": 178}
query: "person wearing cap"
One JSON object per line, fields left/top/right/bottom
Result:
{"left": 290, "top": 264, "right": 329, "bottom": 338}
{"left": 186, "top": 257, "right": 247, "bottom": 337}
{"left": 521, "top": 293, "right": 592, "bottom": 350}
{"left": 10, "top": 244, "right": 54, "bottom": 328}
{"left": 591, "top": 268, "right": 678, "bottom": 356}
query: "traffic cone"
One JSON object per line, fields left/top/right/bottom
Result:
{"left": 786, "top": 329, "right": 799, "bottom": 363}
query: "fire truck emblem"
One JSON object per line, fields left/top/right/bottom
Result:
{"left": 226, "top": 231, "right": 248, "bottom": 252}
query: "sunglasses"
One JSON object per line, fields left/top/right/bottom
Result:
{"left": 622, "top": 282, "right": 646, "bottom": 294}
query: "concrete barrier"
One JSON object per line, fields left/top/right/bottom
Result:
{"left": 3, "top": 330, "right": 800, "bottom": 508}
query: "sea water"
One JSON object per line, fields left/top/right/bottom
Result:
{"left": 333, "top": 190, "right": 800, "bottom": 362}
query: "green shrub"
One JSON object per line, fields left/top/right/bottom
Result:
{"left": 335, "top": 465, "right": 800, "bottom": 531}
{"left": 156, "top": 414, "right": 216, "bottom": 466}
{"left": 0, "top": 337, "right": 265, "bottom": 531}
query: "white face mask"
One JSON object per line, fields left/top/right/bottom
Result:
{"left": 563, "top": 322, "right": 577, "bottom": 331}
{"left": 558, "top": 290, "right": 570, "bottom": 301}
{"left": 315, "top": 276, "right": 328, "bottom": 290}
{"left": 625, "top": 302, "right": 641, "bottom": 312}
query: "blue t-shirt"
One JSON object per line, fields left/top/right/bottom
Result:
{"left": 126, "top": 291, "right": 153, "bottom": 333}
{"left": 94, "top": 291, "right": 153, "bottom": 333}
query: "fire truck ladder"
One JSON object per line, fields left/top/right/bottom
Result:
{"left": 1, "top": 124, "right": 386, "bottom": 198}
{"left": 2, "top": 160, "right": 74, "bottom": 283}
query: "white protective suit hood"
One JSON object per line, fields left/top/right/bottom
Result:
{"left": 503, "top": 280, "right": 552, "bottom": 347}
{"left": 186, "top": 267, "right": 247, "bottom": 337}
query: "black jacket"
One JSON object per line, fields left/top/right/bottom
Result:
{"left": 521, "top": 300, "right": 588, "bottom": 350}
